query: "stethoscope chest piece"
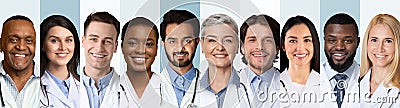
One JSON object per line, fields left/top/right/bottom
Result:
{"left": 187, "top": 103, "right": 197, "bottom": 108}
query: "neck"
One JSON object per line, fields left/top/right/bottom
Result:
{"left": 3, "top": 62, "right": 34, "bottom": 92}
{"left": 288, "top": 62, "right": 311, "bottom": 85}
{"left": 84, "top": 65, "right": 111, "bottom": 86}
{"left": 250, "top": 64, "right": 272, "bottom": 75}
{"left": 208, "top": 64, "right": 232, "bottom": 93}
{"left": 169, "top": 63, "right": 192, "bottom": 75}
{"left": 126, "top": 68, "right": 152, "bottom": 99}
{"left": 371, "top": 66, "right": 388, "bottom": 85}
{"left": 47, "top": 63, "right": 69, "bottom": 80}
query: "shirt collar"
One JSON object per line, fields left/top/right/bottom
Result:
{"left": 0, "top": 60, "right": 39, "bottom": 78}
{"left": 166, "top": 64, "right": 196, "bottom": 81}
{"left": 246, "top": 67, "right": 275, "bottom": 85}
{"left": 46, "top": 70, "right": 71, "bottom": 88}
{"left": 82, "top": 67, "right": 115, "bottom": 89}
{"left": 325, "top": 60, "right": 356, "bottom": 81}
{"left": 200, "top": 68, "right": 239, "bottom": 90}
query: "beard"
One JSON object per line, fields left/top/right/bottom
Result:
{"left": 166, "top": 51, "right": 195, "bottom": 67}
{"left": 325, "top": 51, "right": 356, "bottom": 73}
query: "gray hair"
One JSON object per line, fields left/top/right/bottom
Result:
{"left": 201, "top": 14, "right": 238, "bottom": 36}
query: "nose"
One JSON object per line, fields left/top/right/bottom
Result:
{"left": 134, "top": 43, "right": 145, "bottom": 54}
{"left": 377, "top": 41, "right": 385, "bottom": 52}
{"left": 257, "top": 40, "right": 265, "bottom": 51}
{"left": 335, "top": 41, "right": 345, "bottom": 50}
{"left": 215, "top": 42, "right": 226, "bottom": 51}
{"left": 93, "top": 40, "right": 106, "bottom": 52}
{"left": 58, "top": 41, "right": 67, "bottom": 51}
{"left": 296, "top": 41, "right": 305, "bottom": 51}
{"left": 16, "top": 40, "right": 27, "bottom": 51}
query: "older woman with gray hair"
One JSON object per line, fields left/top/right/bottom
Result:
{"left": 197, "top": 14, "right": 250, "bottom": 108}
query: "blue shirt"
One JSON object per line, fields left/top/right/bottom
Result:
{"left": 200, "top": 68, "right": 240, "bottom": 108}
{"left": 246, "top": 67, "right": 274, "bottom": 94}
{"left": 82, "top": 67, "right": 114, "bottom": 108}
{"left": 166, "top": 65, "right": 196, "bottom": 106}
{"left": 0, "top": 61, "right": 39, "bottom": 108}
{"left": 47, "top": 70, "right": 71, "bottom": 98}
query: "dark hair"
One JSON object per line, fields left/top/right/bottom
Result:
{"left": 324, "top": 13, "right": 359, "bottom": 36}
{"left": 240, "top": 14, "right": 280, "bottom": 64}
{"left": 3, "top": 15, "right": 33, "bottom": 26}
{"left": 160, "top": 10, "right": 199, "bottom": 41}
{"left": 40, "top": 15, "right": 80, "bottom": 80}
{"left": 83, "top": 12, "right": 120, "bottom": 39}
{"left": 280, "top": 16, "right": 320, "bottom": 73}
{"left": 121, "top": 17, "right": 159, "bottom": 46}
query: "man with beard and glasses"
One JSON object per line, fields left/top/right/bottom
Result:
{"left": 320, "top": 13, "right": 360, "bottom": 108}
{"left": 159, "top": 10, "right": 200, "bottom": 108}
{"left": 0, "top": 15, "right": 39, "bottom": 108}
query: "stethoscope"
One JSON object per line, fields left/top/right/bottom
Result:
{"left": 40, "top": 71, "right": 79, "bottom": 108}
{"left": 0, "top": 81, "right": 5, "bottom": 107}
{"left": 158, "top": 68, "right": 200, "bottom": 108}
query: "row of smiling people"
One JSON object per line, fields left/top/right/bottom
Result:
{"left": 2, "top": 9, "right": 397, "bottom": 108}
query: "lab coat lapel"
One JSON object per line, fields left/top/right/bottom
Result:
{"left": 80, "top": 80, "right": 90, "bottom": 108}
{"left": 238, "top": 69, "right": 254, "bottom": 102}
{"left": 266, "top": 70, "right": 280, "bottom": 108}
{"left": 160, "top": 68, "right": 179, "bottom": 107}
{"left": 100, "top": 72, "right": 120, "bottom": 108}
{"left": 0, "top": 77, "right": 17, "bottom": 107}
{"left": 222, "top": 83, "right": 239, "bottom": 108}
{"left": 68, "top": 77, "right": 80, "bottom": 108}
{"left": 320, "top": 62, "right": 338, "bottom": 108}
{"left": 41, "top": 72, "right": 71, "bottom": 107}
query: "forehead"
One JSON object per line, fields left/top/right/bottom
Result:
{"left": 325, "top": 24, "right": 357, "bottom": 37}
{"left": 47, "top": 26, "right": 73, "bottom": 37}
{"left": 125, "top": 25, "right": 157, "bottom": 40}
{"left": 246, "top": 24, "right": 273, "bottom": 38}
{"left": 2, "top": 20, "right": 36, "bottom": 37}
{"left": 369, "top": 24, "right": 394, "bottom": 38}
{"left": 286, "top": 24, "right": 310, "bottom": 37}
{"left": 165, "top": 23, "right": 194, "bottom": 39}
{"left": 203, "top": 24, "right": 237, "bottom": 37}
{"left": 86, "top": 21, "right": 117, "bottom": 39}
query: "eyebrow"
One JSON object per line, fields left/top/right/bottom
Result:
{"left": 88, "top": 34, "right": 99, "bottom": 38}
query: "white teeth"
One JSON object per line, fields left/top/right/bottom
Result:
{"left": 295, "top": 54, "right": 306, "bottom": 57}
{"left": 253, "top": 54, "right": 263, "bottom": 57}
{"left": 333, "top": 54, "right": 344, "bottom": 56}
{"left": 92, "top": 53, "right": 105, "bottom": 58}
{"left": 176, "top": 54, "right": 184, "bottom": 57}
{"left": 15, "top": 54, "right": 25, "bottom": 57}
{"left": 375, "top": 55, "right": 384, "bottom": 58}
{"left": 57, "top": 53, "right": 67, "bottom": 57}
{"left": 135, "top": 58, "right": 145, "bottom": 61}
{"left": 215, "top": 54, "right": 226, "bottom": 57}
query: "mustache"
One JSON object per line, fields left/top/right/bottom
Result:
{"left": 173, "top": 52, "right": 189, "bottom": 55}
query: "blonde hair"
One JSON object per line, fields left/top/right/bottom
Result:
{"left": 360, "top": 14, "right": 400, "bottom": 88}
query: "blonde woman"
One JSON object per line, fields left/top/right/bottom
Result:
{"left": 360, "top": 14, "right": 400, "bottom": 108}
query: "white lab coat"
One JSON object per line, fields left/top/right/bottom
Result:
{"left": 159, "top": 67, "right": 200, "bottom": 108}
{"left": 280, "top": 69, "right": 320, "bottom": 108}
{"left": 0, "top": 63, "right": 40, "bottom": 108}
{"left": 360, "top": 68, "right": 400, "bottom": 108}
{"left": 119, "top": 72, "right": 161, "bottom": 108}
{"left": 40, "top": 71, "right": 80, "bottom": 108}
{"left": 238, "top": 68, "right": 280, "bottom": 108}
{"left": 196, "top": 68, "right": 250, "bottom": 108}
{"left": 80, "top": 71, "right": 121, "bottom": 108}
{"left": 320, "top": 61, "right": 360, "bottom": 108}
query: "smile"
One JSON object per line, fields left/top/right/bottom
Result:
{"left": 91, "top": 53, "right": 106, "bottom": 58}
{"left": 15, "top": 54, "right": 26, "bottom": 57}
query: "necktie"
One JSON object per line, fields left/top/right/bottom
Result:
{"left": 252, "top": 76, "right": 267, "bottom": 108}
{"left": 174, "top": 76, "right": 185, "bottom": 106}
{"left": 334, "top": 74, "right": 348, "bottom": 108}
